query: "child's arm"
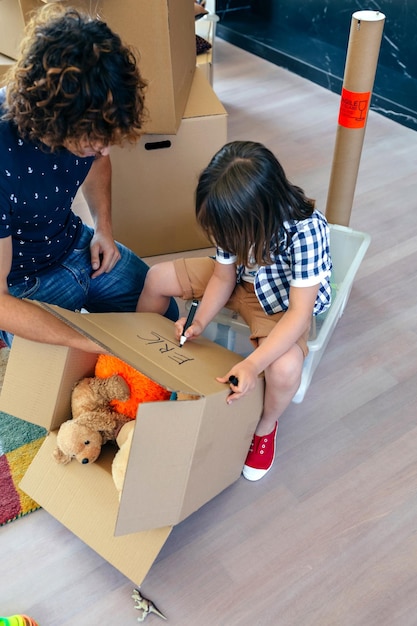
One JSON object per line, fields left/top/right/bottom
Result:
{"left": 218, "top": 283, "right": 319, "bottom": 400}
{"left": 175, "top": 261, "right": 236, "bottom": 342}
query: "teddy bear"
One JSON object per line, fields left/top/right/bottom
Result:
{"left": 53, "top": 374, "right": 133, "bottom": 465}
{"left": 53, "top": 355, "right": 172, "bottom": 469}
{"left": 112, "top": 420, "right": 135, "bottom": 498}
{"left": 53, "top": 354, "right": 198, "bottom": 496}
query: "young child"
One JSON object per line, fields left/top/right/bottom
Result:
{"left": 137, "top": 141, "right": 332, "bottom": 481}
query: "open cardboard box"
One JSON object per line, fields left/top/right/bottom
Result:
{"left": 0, "top": 306, "right": 263, "bottom": 585}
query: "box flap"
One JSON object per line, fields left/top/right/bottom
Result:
{"left": 41, "top": 305, "right": 244, "bottom": 396}
{"left": 20, "top": 434, "right": 172, "bottom": 586}
{"left": 183, "top": 67, "right": 227, "bottom": 120}
{"left": 100, "top": 0, "right": 195, "bottom": 134}
{"left": 116, "top": 397, "right": 205, "bottom": 534}
{"left": 116, "top": 379, "right": 263, "bottom": 533}
{"left": 0, "top": 337, "right": 97, "bottom": 429}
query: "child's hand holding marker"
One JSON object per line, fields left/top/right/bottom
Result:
{"left": 217, "top": 360, "right": 259, "bottom": 404}
{"left": 179, "top": 299, "right": 199, "bottom": 347}
{"left": 177, "top": 301, "right": 253, "bottom": 406}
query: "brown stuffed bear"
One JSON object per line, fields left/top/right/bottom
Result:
{"left": 53, "top": 374, "right": 133, "bottom": 465}
{"left": 112, "top": 420, "right": 135, "bottom": 498}
{"left": 53, "top": 354, "right": 199, "bottom": 496}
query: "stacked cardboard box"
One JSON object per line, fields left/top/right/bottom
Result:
{"left": 1, "top": 1, "right": 228, "bottom": 255}
{"left": 0, "top": 53, "right": 15, "bottom": 83}
{"left": 0, "top": 307, "right": 264, "bottom": 585}
{"left": 73, "top": 70, "right": 227, "bottom": 257}
{"left": 95, "top": 0, "right": 196, "bottom": 135}
{"left": 110, "top": 67, "right": 227, "bottom": 257}
{"left": 0, "top": 0, "right": 44, "bottom": 59}
{"left": 72, "top": 67, "right": 228, "bottom": 257}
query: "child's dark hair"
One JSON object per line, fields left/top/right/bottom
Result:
{"left": 196, "top": 140, "right": 315, "bottom": 266}
{"left": 2, "top": 4, "right": 147, "bottom": 149}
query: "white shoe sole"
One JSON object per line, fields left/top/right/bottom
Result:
{"left": 242, "top": 463, "right": 273, "bottom": 481}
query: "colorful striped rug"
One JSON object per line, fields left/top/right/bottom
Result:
{"left": 0, "top": 346, "right": 47, "bottom": 525}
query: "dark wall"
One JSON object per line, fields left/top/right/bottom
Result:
{"left": 216, "top": 0, "right": 417, "bottom": 131}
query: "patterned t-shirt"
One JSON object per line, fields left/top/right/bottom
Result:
{"left": 0, "top": 87, "right": 94, "bottom": 286}
{"left": 216, "top": 209, "right": 332, "bottom": 316}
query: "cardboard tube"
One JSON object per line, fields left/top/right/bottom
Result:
{"left": 325, "top": 11, "right": 385, "bottom": 226}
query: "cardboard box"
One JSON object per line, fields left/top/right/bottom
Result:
{"left": 0, "top": 307, "right": 263, "bottom": 585}
{"left": 0, "top": 0, "right": 43, "bottom": 59}
{"left": 0, "top": 53, "right": 15, "bottom": 84}
{"left": 110, "top": 67, "right": 228, "bottom": 257}
{"left": 43, "top": 0, "right": 196, "bottom": 134}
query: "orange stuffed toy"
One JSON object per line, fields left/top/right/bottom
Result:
{"left": 54, "top": 355, "right": 195, "bottom": 496}
{"left": 94, "top": 354, "right": 172, "bottom": 417}
{"left": 53, "top": 355, "right": 171, "bottom": 466}
{"left": 95, "top": 355, "right": 173, "bottom": 498}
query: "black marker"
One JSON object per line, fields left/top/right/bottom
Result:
{"left": 229, "top": 375, "right": 239, "bottom": 386}
{"left": 179, "top": 299, "right": 199, "bottom": 347}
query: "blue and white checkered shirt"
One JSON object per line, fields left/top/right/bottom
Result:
{"left": 216, "top": 210, "right": 332, "bottom": 316}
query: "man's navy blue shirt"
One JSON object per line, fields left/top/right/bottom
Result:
{"left": 0, "top": 87, "right": 94, "bottom": 286}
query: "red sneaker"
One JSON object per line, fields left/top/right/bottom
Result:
{"left": 242, "top": 422, "right": 278, "bottom": 481}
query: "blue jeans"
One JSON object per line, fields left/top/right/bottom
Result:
{"left": 1, "top": 225, "right": 178, "bottom": 347}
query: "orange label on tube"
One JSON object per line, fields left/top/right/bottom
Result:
{"left": 338, "top": 88, "right": 371, "bottom": 128}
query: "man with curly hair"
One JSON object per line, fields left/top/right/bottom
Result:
{"left": 0, "top": 4, "right": 178, "bottom": 351}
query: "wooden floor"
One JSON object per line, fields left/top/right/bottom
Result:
{"left": 2, "top": 39, "right": 417, "bottom": 625}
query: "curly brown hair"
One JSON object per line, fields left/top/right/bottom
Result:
{"left": 2, "top": 3, "right": 147, "bottom": 150}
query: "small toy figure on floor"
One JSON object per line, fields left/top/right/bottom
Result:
{"left": 0, "top": 617, "right": 39, "bottom": 626}
{"left": 132, "top": 588, "right": 167, "bottom": 622}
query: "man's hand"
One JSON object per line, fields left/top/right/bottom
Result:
{"left": 90, "top": 231, "right": 121, "bottom": 278}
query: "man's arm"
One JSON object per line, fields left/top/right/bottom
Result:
{"left": 81, "top": 154, "right": 121, "bottom": 278}
{"left": 0, "top": 236, "right": 102, "bottom": 351}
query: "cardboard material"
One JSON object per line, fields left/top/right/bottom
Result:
{"left": 0, "top": 0, "right": 43, "bottom": 59}
{"left": 110, "top": 67, "right": 228, "bottom": 257}
{"left": 325, "top": 11, "right": 385, "bottom": 226}
{"left": 23, "top": 435, "right": 173, "bottom": 586}
{"left": 0, "top": 308, "right": 263, "bottom": 585}
{"left": 43, "top": 0, "right": 196, "bottom": 134}
{"left": 0, "top": 53, "right": 15, "bottom": 83}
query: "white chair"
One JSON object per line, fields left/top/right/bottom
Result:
{"left": 188, "top": 224, "right": 371, "bottom": 403}
{"left": 195, "top": 5, "right": 219, "bottom": 85}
